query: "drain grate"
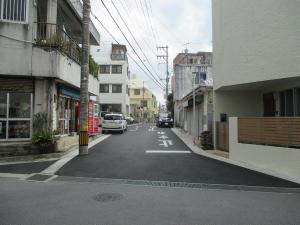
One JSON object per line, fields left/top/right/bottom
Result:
{"left": 92, "top": 192, "right": 123, "bottom": 202}
{"left": 54, "top": 176, "right": 300, "bottom": 194}
{"left": 27, "top": 174, "right": 53, "bottom": 181}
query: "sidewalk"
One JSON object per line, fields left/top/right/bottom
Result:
{"left": 171, "top": 127, "right": 300, "bottom": 184}
{"left": 0, "top": 133, "right": 106, "bottom": 165}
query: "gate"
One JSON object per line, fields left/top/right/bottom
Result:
{"left": 216, "top": 122, "right": 229, "bottom": 152}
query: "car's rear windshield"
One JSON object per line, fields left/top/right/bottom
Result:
{"left": 101, "top": 112, "right": 109, "bottom": 117}
{"left": 159, "top": 113, "right": 170, "bottom": 118}
{"left": 104, "top": 115, "right": 122, "bottom": 120}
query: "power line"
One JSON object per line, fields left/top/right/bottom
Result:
{"left": 100, "top": 0, "right": 165, "bottom": 89}
{"left": 143, "top": 0, "right": 158, "bottom": 46}
{"left": 110, "top": 0, "right": 162, "bottom": 81}
{"left": 90, "top": 10, "right": 165, "bottom": 90}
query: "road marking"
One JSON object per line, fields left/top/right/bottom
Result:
{"left": 157, "top": 131, "right": 165, "bottom": 134}
{"left": 159, "top": 140, "right": 173, "bottom": 147}
{"left": 148, "top": 126, "right": 156, "bottom": 132}
{"left": 146, "top": 150, "right": 191, "bottom": 154}
{"left": 158, "top": 135, "right": 168, "bottom": 139}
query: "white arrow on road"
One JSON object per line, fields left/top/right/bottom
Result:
{"left": 159, "top": 140, "right": 173, "bottom": 147}
{"left": 157, "top": 131, "right": 165, "bottom": 135}
{"left": 158, "top": 135, "right": 168, "bottom": 139}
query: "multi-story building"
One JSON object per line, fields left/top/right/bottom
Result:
{"left": 91, "top": 44, "right": 130, "bottom": 115}
{"left": 173, "top": 51, "right": 213, "bottom": 138}
{"left": 129, "top": 76, "right": 158, "bottom": 122}
{"left": 0, "top": 0, "right": 100, "bottom": 143}
{"left": 212, "top": 0, "right": 300, "bottom": 180}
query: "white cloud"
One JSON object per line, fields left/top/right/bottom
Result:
{"left": 91, "top": 0, "right": 212, "bottom": 104}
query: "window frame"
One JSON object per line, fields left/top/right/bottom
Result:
{"left": 0, "top": 0, "right": 29, "bottom": 24}
{"left": 99, "top": 65, "right": 110, "bottom": 74}
{"left": 99, "top": 84, "right": 110, "bottom": 93}
{"left": 134, "top": 89, "right": 140, "bottom": 95}
{"left": 0, "top": 92, "right": 33, "bottom": 141}
{"left": 111, "top": 65, "right": 122, "bottom": 74}
{"left": 112, "top": 84, "right": 122, "bottom": 93}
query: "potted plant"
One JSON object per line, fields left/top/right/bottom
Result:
{"left": 32, "top": 112, "right": 57, "bottom": 154}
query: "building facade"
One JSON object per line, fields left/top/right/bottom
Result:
{"left": 129, "top": 76, "right": 158, "bottom": 122}
{"left": 173, "top": 51, "right": 213, "bottom": 138}
{"left": 0, "top": 0, "right": 100, "bottom": 142}
{"left": 212, "top": 0, "right": 300, "bottom": 179}
{"left": 92, "top": 44, "right": 130, "bottom": 116}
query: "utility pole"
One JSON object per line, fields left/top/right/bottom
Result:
{"left": 157, "top": 46, "right": 169, "bottom": 100}
{"left": 79, "top": 0, "right": 90, "bottom": 155}
{"left": 142, "top": 81, "right": 145, "bottom": 123}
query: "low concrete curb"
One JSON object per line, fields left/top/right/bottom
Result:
{"left": 171, "top": 127, "right": 300, "bottom": 184}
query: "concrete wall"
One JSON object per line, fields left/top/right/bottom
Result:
{"left": 229, "top": 117, "right": 300, "bottom": 180}
{"left": 0, "top": 0, "right": 35, "bottom": 76}
{"left": 212, "top": 0, "right": 300, "bottom": 90}
{"left": 32, "top": 48, "right": 99, "bottom": 95}
{"left": 214, "top": 91, "right": 262, "bottom": 122}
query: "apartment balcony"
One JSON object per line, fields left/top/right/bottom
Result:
{"left": 111, "top": 53, "right": 128, "bottom": 61}
{"left": 31, "top": 22, "right": 99, "bottom": 95}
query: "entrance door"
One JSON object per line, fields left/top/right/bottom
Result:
{"left": 263, "top": 93, "right": 276, "bottom": 117}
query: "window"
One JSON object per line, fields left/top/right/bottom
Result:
{"left": 0, "top": 0, "right": 28, "bottom": 23}
{"left": 99, "top": 65, "right": 110, "bottom": 74}
{"left": 126, "top": 85, "right": 129, "bottom": 95}
{"left": 134, "top": 89, "right": 140, "bottom": 95}
{"left": 100, "top": 84, "right": 109, "bottom": 93}
{"left": 112, "top": 84, "right": 122, "bottom": 93}
{"left": 0, "top": 92, "right": 32, "bottom": 140}
{"left": 141, "top": 100, "right": 147, "bottom": 108}
{"left": 112, "top": 65, "right": 122, "bottom": 74}
{"left": 195, "top": 72, "right": 207, "bottom": 84}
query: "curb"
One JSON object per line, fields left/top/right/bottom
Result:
{"left": 171, "top": 127, "right": 300, "bottom": 184}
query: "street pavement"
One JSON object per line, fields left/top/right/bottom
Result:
{"left": 57, "top": 123, "right": 299, "bottom": 187}
{"left": 0, "top": 160, "right": 56, "bottom": 174}
{"left": 1, "top": 123, "right": 300, "bottom": 225}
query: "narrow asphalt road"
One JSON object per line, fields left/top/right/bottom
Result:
{"left": 57, "top": 124, "right": 299, "bottom": 188}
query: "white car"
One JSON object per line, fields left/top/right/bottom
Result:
{"left": 102, "top": 114, "right": 127, "bottom": 133}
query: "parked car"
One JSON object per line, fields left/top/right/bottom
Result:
{"left": 125, "top": 116, "right": 135, "bottom": 124}
{"left": 156, "top": 112, "right": 174, "bottom": 128}
{"left": 102, "top": 114, "right": 127, "bottom": 133}
{"left": 99, "top": 111, "right": 109, "bottom": 127}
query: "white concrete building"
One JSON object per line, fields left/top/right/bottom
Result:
{"left": 91, "top": 44, "right": 130, "bottom": 115}
{"left": 212, "top": 0, "right": 300, "bottom": 180}
{"left": 0, "top": 0, "right": 100, "bottom": 143}
{"left": 173, "top": 51, "right": 213, "bottom": 139}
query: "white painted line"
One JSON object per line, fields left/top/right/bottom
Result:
{"left": 0, "top": 173, "right": 31, "bottom": 179}
{"left": 158, "top": 135, "right": 168, "bottom": 139}
{"left": 146, "top": 150, "right": 191, "bottom": 154}
{"left": 40, "top": 135, "right": 111, "bottom": 175}
{"left": 157, "top": 131, "right": 165, "bottom": 134}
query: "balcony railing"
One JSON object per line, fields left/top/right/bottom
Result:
{"left": 238, "top": 117, "right": 300, "bottom": 148}
{"left": 111, "top": 53, "right": 127, "bottom": 61}
{"left": 33, "top": 22, "right": 81, "bottom": 64}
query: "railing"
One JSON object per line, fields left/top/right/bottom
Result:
{"left": 33, "top": 22, "right": 81, "bottom": 64}
{"left": 238, "top": 117, "right": 300, "bottom": 148}
{"left": 111, "top": 54, "right": 127, "bottom": 61}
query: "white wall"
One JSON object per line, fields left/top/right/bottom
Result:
{"left": 212, "top": 0, "right": 300, "bottom": 90}
{"left": 32, "top": 48, "right": 99, "bottom": 95}
{"left": 229, "top": 117, "right": 300, "bottom": 181}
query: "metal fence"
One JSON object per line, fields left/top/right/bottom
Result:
{"left": 33, "top": 22, "right": 81, "bottom": 64}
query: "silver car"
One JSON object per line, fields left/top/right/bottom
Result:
{"left": 102, "top": 114, "right": 127, "bottom": 133}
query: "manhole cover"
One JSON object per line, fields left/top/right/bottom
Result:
{"left": 92, "top": 193, "right": 123, "bottom": 202}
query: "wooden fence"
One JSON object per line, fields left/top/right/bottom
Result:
{"left": 238, "top": 117, "right": 300, "bottom": 147}
{"left": 216, "top": 122, "right": 229, "bottom": 152}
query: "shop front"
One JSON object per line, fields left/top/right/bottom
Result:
{"left": 58, "top": 86, "right": 80, "bottom": 135}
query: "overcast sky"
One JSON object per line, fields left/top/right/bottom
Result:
{"left": 91, "top": 0, "right": 212, "bottom": 104}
